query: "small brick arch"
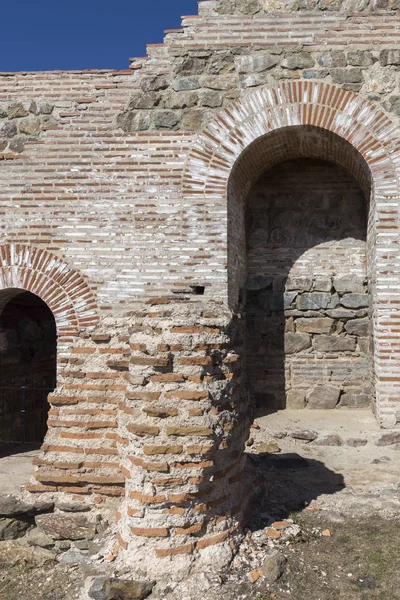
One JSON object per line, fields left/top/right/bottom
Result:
{"left": 0, "top": 244, "right": 99, "bottom": 336}
{"left": 182, "top": 80, "right": 400, "bottom": 427}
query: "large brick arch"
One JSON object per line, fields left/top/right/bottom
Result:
{"left": 182, "top": 80, "right": 399, "bottom": 198}
{"left": 0, "top": 244, "right": 99, "bottom": 336}
{"left": 183, "top": 80, "right": 400, "bottom": 428}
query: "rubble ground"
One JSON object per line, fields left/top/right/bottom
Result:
{"left": 1, "top": 409, "right": 400, "bottom": 600}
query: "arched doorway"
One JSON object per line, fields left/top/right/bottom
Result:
{"left": 226, "top": 125, "right": 373, "bottom": 415}
{"left": 0, "top": 289, "right": 56, "bottom": 452}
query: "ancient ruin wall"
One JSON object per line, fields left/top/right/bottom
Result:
{"left": 1, "top": 0, "right": 400, "bottom": 576}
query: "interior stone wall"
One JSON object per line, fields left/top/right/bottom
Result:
{"left": 245, "top": 158, "right": 372, "bottom": 411}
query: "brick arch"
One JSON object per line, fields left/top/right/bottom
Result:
{"left": 0, "top": 244, "right": 99, "bottom": 336}
{"left": 183, "top": 80, "right": 400, "bottom": 428}
{"left": 182, "top": 80, "right": 400, "bottom": 200}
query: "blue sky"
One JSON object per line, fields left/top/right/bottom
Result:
{"left": 1, "top": 1, "right": 199, "bottom": 72}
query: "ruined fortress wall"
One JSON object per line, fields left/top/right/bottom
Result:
{"left": 1, "top": 0, "right": 400, "bottom": 575}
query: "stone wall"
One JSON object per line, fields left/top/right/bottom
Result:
{"left": 245, "top": 158, "right": 372, "bottom": 411}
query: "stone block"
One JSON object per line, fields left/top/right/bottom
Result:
{"left": 286, "top": 389, "right": 306, "bottom": 409}
{"left": 317, "top": 51, "right": 347, "bottom": 67}
{"left": 0, "top": 517, "right": 31, "bottom": 540}
{"left": 238, "top": 53, "right": 280, "bottom": 73}
{"left": 261, "top": 550, "right": 287, "bottom": 583}
{"left": 286, "top": 276, "right": 313, "bottom": 292}
{"left": 153, "top": 110, "right": 180, "bottom": 130}
{"left": 380, "top": 49, "right": 400, "bottom": 66}
{"left": 313, "top": 335, "right": 356, "bottom": 352}
{"left": 333, "top": 275, "right": 365, "bottom": 294}
{"left": 340, "top": 393, "right": 370, "bottom": 408}
{"left": 313, "top": 434, "right": 344, "bottom": 446}
{"left": 331, "top": 68, "right": 363, "bottom": 84}
{"left": 284, "top": 332, "right": 311, "bottom": 354}
{"left": 89, "top": 577, "right": 155, "bottom": 600}
{"left": 296, "top": 293, "right": 331, "bottom": 310}
{"left": 172, "top": 77, "right": 201, "bottom": 92}
{"left": 295, "top": 317, "right": 334, "bottom": 334}
{"left": 344, "top": 318, "right": 369, "bottom": 336}
{"left": 313, "top": 277, "right": 332, "bottom": 292}
{"left": 282, "top": 53, "right": 314, "bottom": 69}
{"left": 347, "top": 51, "right": 375, "bottom": 67}
{"left": 340, "top": 294, "right": 369, "bottom": 309}
{"left": 35, "top": 513, "right": 96, "bottom": 541}
{"left": 307, "top": 386, "right": 340, "bottom": 409}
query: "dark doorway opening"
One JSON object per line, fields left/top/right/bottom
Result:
{"left": 244, "top": 157, "right": 371, "bottom": 415}
{"left": 0, "top": 290, "right": 56, "bottom": 454}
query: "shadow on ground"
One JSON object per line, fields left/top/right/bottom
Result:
{"left": 246, "top": 452, "right": 345, "bottom": 527}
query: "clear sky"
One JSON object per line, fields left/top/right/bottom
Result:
{"left": 1, "top": 1, "right": 199, "bottom": 72}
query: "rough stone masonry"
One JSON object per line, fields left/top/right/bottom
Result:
{"left": 1, "top": 0, "right": 400, "bottom": 578}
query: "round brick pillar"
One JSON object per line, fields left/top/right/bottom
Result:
{"left": 116, "top": 299, "right": 252, "bottom": 577}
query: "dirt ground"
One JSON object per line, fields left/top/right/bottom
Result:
{"left": 0, "top": 409, "right": 399, "bottom": 600}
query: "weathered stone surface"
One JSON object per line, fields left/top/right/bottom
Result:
{"left": 286, "top": 389, "right": 306, "bottom": 409}
{"left": 59, "top": 550, "right": 91, "bottom": 565}
{"left": 380, "top": 48, "right": 400, "bottom": 66}
{"left": 141, "top": 76, "right": 169, "bottom": 92}
{"left": 257, "top": 441, "right": 281, "bottom": 453}
{"left": 168, "top": 92, "right": 198, "bottom": 109}
{"left": 347, "top": 51, "right": 375, "bottom": 66}
{"left": 313, "top": 277, "right": 332, "bottom": 292}
{"left": 175, "top": 57, "right": 206, "bottom": 76}
{"left": 307, "top": 386, "right": 340, "bottom": 409}
{"left": 55, "top": 502, "right": 91, "bottom": 513}
{"left": 341, "top": 294, "right": 369, "bottom": 309}
{"left": 89, "top": 578, "right": 155, "bottom": 600}
{"left": 261, "top": 550, "right": 287, "bottom": 583}
{"left": 340, "top": 393, "right": 370, "bottom": 408}
{"left": 25, "top": 527, "right": 55, "bottom": 548}
{"left": 346, "top": 438, "right": 368, "bottom": 447}
{"left": 284, "top": 292, "right": 298, "bottom": 309}
{"left": 331, "top": 68, "right": 363, "bottom": 84}
{"left": 313, "top": 434, "right": 344, "bottom": 446}
{"left": 239, "top": 54, "right": 280, "bottom": 73}
{"left": 291, "top": 429, "right": 318, "bottom": 441}
{"left": 19, "top": 116, "right": 41, "bottom": 135}
{"left": 1, "top": 121, "right": 17, "bottom": 138}
{"left": 282, "top": 53, "right": 314, "bottom": 69}
{"left": 344, "top": 318, "right": 369, "bottom": 336}
{"left": 216, "top": 0, "right": 261, "bottom": 14}
{"left": 7, "top": 102, "right": 28, "bottom": 119}
{"left": 182, "top": 109, "right": 204, "bottom": 131}
{"left": 35, "top": 513, "right": 96, "bottom": 540}
{"left": 296, "top": 293, "right": 331, "bottom": 310}
{"left": 116, "top": 111, "right": 150, "bottom": 132}
{"left": 127, "top": 92, "right": 161, "bottom": 110}
{"left": 0, "top": 495, "right": 53, "bottom": 517}
{"left": 172, "top": 77, "right": 201, "bottom": 92}
{"left": 326, "top": 308, "right": 356, "bottom": 319}
{"left": 333, "top": 275, "right": 365, "bottom": 294}
{"left": 198, "top": 91, "right": 223, "bottom": 108}
{"left": 8, "top": 136, "right": 25, "bottom": 152}
{"left": 313, "top": 335, "right": 356, "bottom": 352}
{"left": 153, "top": 110, "right": 180, "bottom": 130}
{"left": 317, "top": 51, "right": 347, "bottom": 67}
{"left": 376, "top": 432, "right": 400, "bottom": 447}
{"left": 295, "top": 317, "right": 334, "bottom": 334}
{"left": 285, "top": 332, "right": 311, "bottom": 354}
{"left": 286, "top": 276, "right": 313, "bottom": 292}
{"left": 0, "top": 518, "right": 31, "bottom": 540}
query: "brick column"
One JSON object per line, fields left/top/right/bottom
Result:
{"left": 116, "top": 299, "right": 251, "bottom": 576}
